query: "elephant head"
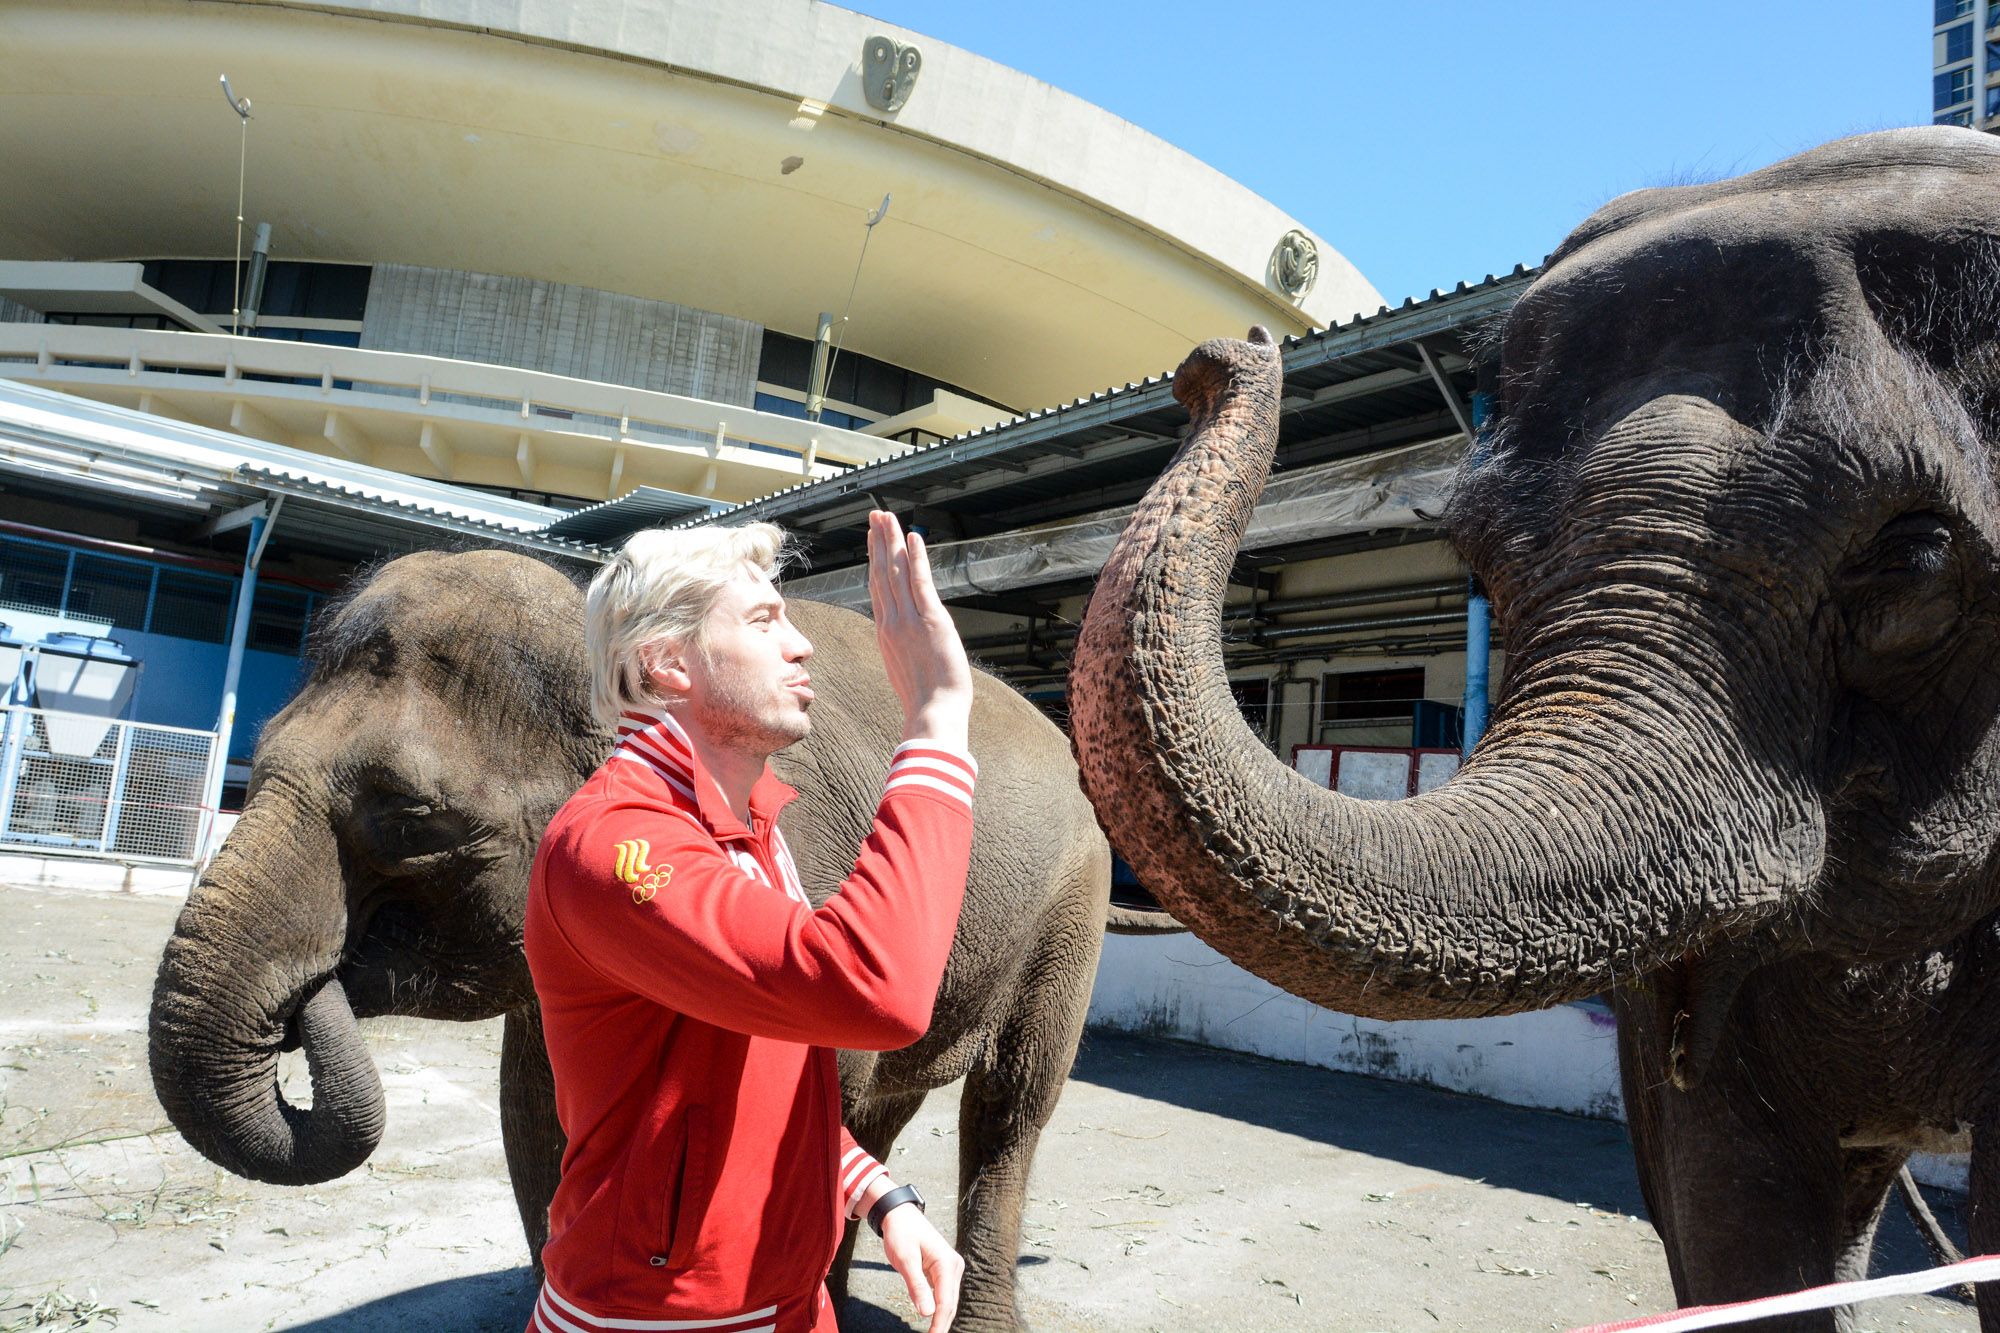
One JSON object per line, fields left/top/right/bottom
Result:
{"left": 1069, "top": 128, "right": 2000, "bottom": 1083}
{"left": 149, "top": 550, "right": 602, "bottom": 1184}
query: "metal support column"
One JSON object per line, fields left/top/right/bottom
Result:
{"left": 198, "top": 499, "right": 280, "bottom": 856}
{"left": 1461, "top": 373, "right": 1496, "bottom": 760}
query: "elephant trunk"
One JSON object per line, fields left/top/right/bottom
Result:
{"left": 1069, "top": 330, "right": 1824, "bottom": 1022}
{"left": 149, "top": 794, "right": 385, "bottom": 1185}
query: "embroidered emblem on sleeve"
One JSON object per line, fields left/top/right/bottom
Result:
{"left": 612, "top": 839, "right": 674, "bottom": 904}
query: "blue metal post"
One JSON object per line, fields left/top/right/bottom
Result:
{"left": 1461, "top": 387, "right": 1496, "bottom": 760}
{"left": 199, "top": 513, "right": 266, "bottom": 856}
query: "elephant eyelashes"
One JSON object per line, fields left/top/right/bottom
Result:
{"left": 363, "top": 802, "right": 478, "bottom": 866}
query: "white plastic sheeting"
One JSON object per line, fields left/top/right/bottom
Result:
{"left": 785, "top": 433, "right": 1467, "bottom": 608}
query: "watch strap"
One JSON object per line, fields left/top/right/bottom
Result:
{"left": 866, "top": 1183, "right": 924, "bottom": 1237}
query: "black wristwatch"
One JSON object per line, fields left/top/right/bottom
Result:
{"left": 866, "top": 1183, "right": 925, "bottom": 1237}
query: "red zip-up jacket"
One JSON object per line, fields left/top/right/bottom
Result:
{"left": 524, "top": 707, "right": 975, "bottom": 1333}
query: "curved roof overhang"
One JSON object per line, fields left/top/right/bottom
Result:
{"left": 0, "top": 0, "right": 1382, "bottom": 411}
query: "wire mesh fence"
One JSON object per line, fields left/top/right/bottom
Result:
{"left": 0, "top": 706, "right": 218, "bottom": 865}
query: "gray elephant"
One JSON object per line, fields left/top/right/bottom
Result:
{"left": 149, "top": 547, "right": 1116, "bottom": 1331}
{"left": 1069, "top": 127, "right": 2000, "bottom": 1329}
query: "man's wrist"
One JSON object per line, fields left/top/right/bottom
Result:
{"left": 867, "top": 1182, "right": 925, "bottom": 1237}
{"left": 901, "top": 702, "right": 971, "bottom": 755}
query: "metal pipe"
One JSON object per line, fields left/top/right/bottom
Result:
{"left": 1461, "top": 378, "right": 1497, "bottom": 758}
{"left": 198, "top": 499, "right": 281, "bottom": 857}
{"left": 241, "top": 222, "right": 272, "bottom": 332}
{"left": 1247, "top": 608, "right": 1466, "bottom": 642}
{"left": 805, "top": 312, "right": 835, "bottom": 422}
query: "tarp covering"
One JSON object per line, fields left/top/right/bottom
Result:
{"left": 785, "top": 433, "right": 1466, "bottom": 608}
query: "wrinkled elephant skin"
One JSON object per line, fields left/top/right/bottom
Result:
{"left": 150, "top": 550, "right": 1111, "bottom": 1332}
{"left": 1070, "top": 127, "right": 2000, "bottom": 1330}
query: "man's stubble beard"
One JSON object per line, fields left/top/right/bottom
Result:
{"left": 690, "top": 672, "right": 811, "bottom": 759}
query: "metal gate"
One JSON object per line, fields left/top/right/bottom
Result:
{"left": 0, "top": 706, "right": 220, "bottom": 866}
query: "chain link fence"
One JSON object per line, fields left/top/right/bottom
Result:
{"left": 0, "top": 706, "right": 219, "bottom": 865}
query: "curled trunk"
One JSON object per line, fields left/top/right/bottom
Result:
{"left": 1068, "top": 330, "right": 1824, "bottom": 1021}
{"left": 149, "top": 797, "right": 385, "bottom": 1184}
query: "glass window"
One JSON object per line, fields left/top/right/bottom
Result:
{"left": 1937, "top": 67, "right": 1975, "bottom": 109}
{"left": 757, "top": 332, "right": 814, "bottom": 391}
{"left": 0, "top": 538, "right": 68, "bottom": 613}
{"left": 1320, "top": 668, "right": 1426, "bottom": 726}
{"left": 1939, "top": 107, "right": 1977, "bottom": 126}
{"left": 150, "top": 570, "right": 234, "bottom": 643}
{"left": 755, "top": 391, "right": 809, "bottom": 419}
{"left": 1988, "top": 84, "right": 2000, "bottom": 118}
{"left": 248, "top": 587, "right": 312, "bottom": 655}
{"left": 1938, "top": 0, "right": 1973, "bottom": 24}
{"left": 1947, "top": 20, "right": 1974, "bottom": 63}
{"left": 65, "top": 554, "right": 153, "bottom": 630}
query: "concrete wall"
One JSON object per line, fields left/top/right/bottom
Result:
{"left": 1089, "top": 933, "right": 1625, "bottom": 1120}
{"left": 362, "top": 264, "right": 762, "bottom": 407}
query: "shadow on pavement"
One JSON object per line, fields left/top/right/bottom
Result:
{"left": 277, "top": 1266, "right": 538, "bottom": 1333}
{"left": 1068, "top": 1028, "right": 1970, "bottom": 1293}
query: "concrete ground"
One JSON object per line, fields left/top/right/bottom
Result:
{"left": 0, "top": 882, "right": 1974, "bottom": 1332}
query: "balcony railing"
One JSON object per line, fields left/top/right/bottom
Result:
{"left": 0, "top": 324, "right": 909, "bottom": 501}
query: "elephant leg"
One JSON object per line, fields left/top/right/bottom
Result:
{"left": 828, "top": 1088, "right": 928, "bottom": 1310}
{"left": 1615, "top": 985, "right": 1843, "bottom": 1331}
{"left": 1969, "top": 1112, "right": 2000, "bottom": 1329}
{"left": 954, "top": 909, "right": 1104, "bottom": 1333}
{"left": 500, "top": 1004, "right": 565, "bottom": 1278}
{"left": 1829, "top": 1147, "right": 1905, "bottom": 1332}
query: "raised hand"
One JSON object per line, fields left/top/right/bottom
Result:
{"left": 867, "top": 510, "right": 973, "bottom": 753}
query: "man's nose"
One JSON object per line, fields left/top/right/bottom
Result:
{"left": 790, "top": 632, "right": 814, "bottom": 663}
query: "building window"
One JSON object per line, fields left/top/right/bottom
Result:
{"left": 1937, "top": 66, "right": 1975, "bottom": 109}
{"left": 756, "top": 330, "right": 1008, "bottom": 424}
{"left": 139, "top": 259, "right": 371, "bottom": 324}
{"left": 1320, "top": 668, "right": 1425, "bottom": 729}
{"left": 65, "top": 555, "right": 153, "bottom": 631}
{"left": 1939, "top": 107, "right": 1976, "bottom": 126}
{"left": 1938, "top": 0, "right": 1973, "bottom": 24}
{"left": 1946, "top": 20, "right": 1974, "bottom": 63}
{"left": 149, "top": 570, "right": 234, "bottom": 644}
{"left": 1989, "top": 84, "right": 2000, "bottom": 118}
{"left": 249, "top": 587, "right": 315, "bottom": 655}
{"left": 0, "top": 539, "right": 69, "bottom": 615}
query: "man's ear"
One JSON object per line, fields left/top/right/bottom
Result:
{"left": 639, "top": 638, "right": 694, "bottom": 701}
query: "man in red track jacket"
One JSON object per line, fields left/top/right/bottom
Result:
{"left": 526, "top": 511, "right": 974, "bottom": 1333}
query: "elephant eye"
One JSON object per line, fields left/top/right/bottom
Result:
{"left": 366, "top": 799, "right": 475, "bottom": 865}
{"left": 1851, "top": 512, "right": 1954, "bottom": 580}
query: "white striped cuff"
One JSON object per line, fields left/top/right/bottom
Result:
{"left": 839, "top": 1143, "right": 893, "bottom": 1219}
{"left": 536, "top": 1280, "right": 778, "bottom": 1331}
{"left": 883, "top": 742, "right": 977, "bottom": 810}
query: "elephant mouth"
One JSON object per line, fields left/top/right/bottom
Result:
{"left": 337, "top": 901, "right": 524, "bottom": 1021}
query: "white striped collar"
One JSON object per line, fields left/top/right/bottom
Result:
{"left": 611, "top": 707, "right": 794, "bottom": 838}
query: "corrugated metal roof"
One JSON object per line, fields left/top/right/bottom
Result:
{"left": 0, "top": 378, "right": 603, "bottom": 563}
{"left": 539, "top": 486, "right": 726, "bottom": 545}
{"left": 689, "top": 266, "right": 1538, "bottom": 589}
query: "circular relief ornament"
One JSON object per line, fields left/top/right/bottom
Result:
{"left": 1271, "top": 229, "right": 1319, "bottom": 300}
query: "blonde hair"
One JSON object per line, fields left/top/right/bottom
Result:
{"left": 585, "top": 523, "right": 796, "bottom": 729}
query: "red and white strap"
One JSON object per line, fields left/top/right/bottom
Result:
{"left": 1573, "top": 1253, "right": 2000, "bottom": 1331}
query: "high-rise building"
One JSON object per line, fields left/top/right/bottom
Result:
{"left": 1933, "top": 0, "right": 2000, "bottom": 131}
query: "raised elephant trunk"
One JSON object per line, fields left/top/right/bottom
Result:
{"left": 1069, "top": 330, "right": 1825, "bottom": 1027}
{"left": 149, "top": 795, "right": 385, "bottom": 1185}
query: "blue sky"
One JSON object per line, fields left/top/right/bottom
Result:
{"left": 854, "top": 2, "right": 1928, "bottom": 306}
